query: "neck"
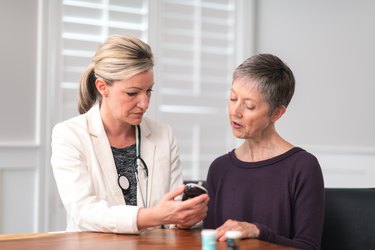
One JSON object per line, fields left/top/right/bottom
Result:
{"left": 100, "top": 108, "right": 136, "bottom": 148}
{"left": 236, "top": 132, "right": 293, "bottom": 162}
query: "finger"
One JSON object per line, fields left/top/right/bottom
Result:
{"left": 217, "top": 232, "right": 227, "bottom": 242}
{"left": 180, "top": 213, "right": 205, "bottom": 226}
{"left": 181, "top": 193, "right": 209, "bottom": 208}
{"left": 179, "top": 203, "right": 208, "bottom": 220}
{"left": 215, "top": 225, "right": 226, "bottom": 239}
{"left": 163, "top": 185, "right": 185, "bottom": 201}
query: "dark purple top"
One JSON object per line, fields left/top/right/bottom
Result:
{"left": 203, "top": 147, "right": 324, "bottom": 250}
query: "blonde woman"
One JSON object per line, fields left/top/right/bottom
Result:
{"left": 51, "top": 35, "right": 208, "bottom": 233}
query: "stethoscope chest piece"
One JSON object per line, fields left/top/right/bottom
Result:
{"left": 118, "top": 175, "right": 130, "bottom": 191}
{"left": 116, "top": 125, "right": 149, "bottom": 207}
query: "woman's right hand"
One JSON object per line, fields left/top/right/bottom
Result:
{"left": 216, "top": 219, "right": 260, "bottom": 241}
{"left": 137, "top": 185, "right": 209, "bottom": 229}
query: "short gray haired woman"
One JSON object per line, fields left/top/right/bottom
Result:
{"left": 204, "top": 54, "right": 324, "bottom": 249}
{"left": 51, "top": 34, "right": 208, "bottom": 233}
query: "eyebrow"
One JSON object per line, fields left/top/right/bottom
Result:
{"left": 125, "top": 83, "right": 154, "bottom": 91}
{"left": 230, "top": 88, "right": 257, "bottom": 102}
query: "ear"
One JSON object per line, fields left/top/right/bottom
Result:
{"left": 271, "top": 106, "right": 286, "bottom": 122}
{"left": 95, "top": 79, "right": 109, "bottom": 97}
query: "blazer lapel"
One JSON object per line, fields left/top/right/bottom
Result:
{"left": 87, "top": 104, "right": 124, "bottom": 205}
{"left": 139, "top": 121, "right": 155, "bottom": 207}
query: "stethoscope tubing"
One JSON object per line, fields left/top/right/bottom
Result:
{"left": 118, "top": 125, "right": 149, "bottom": 207}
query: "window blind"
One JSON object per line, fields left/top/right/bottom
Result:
{"left": 155, "top": 0, "right": 236, "bottom": 179}
{"left": 60, "top": 0, "right": 149, "bottom": 119}
{"left": 58, "top": 0, "right": 238, "bottom": 180}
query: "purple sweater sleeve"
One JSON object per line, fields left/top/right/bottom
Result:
{"left": 257, "top": 153, "right": 324, "bottom": 250}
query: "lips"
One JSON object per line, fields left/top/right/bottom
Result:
{"left": 231, "top": 121, "right": 242, "bottom": 129}
{"left": 132, "top": 112, "right": 144, "bottom": 119}
{"left": 133, "top": 111, "right": 144, "bottom": 116}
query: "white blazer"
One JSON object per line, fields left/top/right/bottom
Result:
{"left": 51, "top": 104, "right": 183, "bottom": 233}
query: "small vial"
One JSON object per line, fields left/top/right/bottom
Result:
{"left": 225, "top": 230, "right": 242, "bottom": 250}
{"left": 201, "top": 229, "right": 217, "bottom": 250}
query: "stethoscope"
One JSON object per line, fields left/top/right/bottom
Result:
{"left": 117, "top": 124, "right": 149, "bottom": 207}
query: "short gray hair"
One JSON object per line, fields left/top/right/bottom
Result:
{"left": 233, "top": 53, "right": 295, "bottom": 115}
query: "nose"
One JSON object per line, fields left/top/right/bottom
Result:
{"left": 229, "top": 101, "right": 242, "bottom": 118}
{"left": 137, "top": 93, "right": 150, "bottom": 110}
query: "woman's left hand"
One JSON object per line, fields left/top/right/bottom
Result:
{"left": 216, "top": 219, "right": 260, "bottom": 241}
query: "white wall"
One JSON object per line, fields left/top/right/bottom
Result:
{"left": 0, "top": 0, "right": 63, "bottom": 234}
{"left": 253, "top": 0, "right": 375, "bottom": 187}
{"left": 0, "top": 0, "right": 374, "bottom": 234}
{"left": 0, "top": 0, "right": 40, "bottom": 233}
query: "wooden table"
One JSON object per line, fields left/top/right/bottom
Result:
{"left": 0, "top": 229, "right": 296, "bottom": 250}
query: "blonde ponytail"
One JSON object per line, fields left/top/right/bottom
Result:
{"left": 78, "top": 64, "right": 99, "bottom": 114}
